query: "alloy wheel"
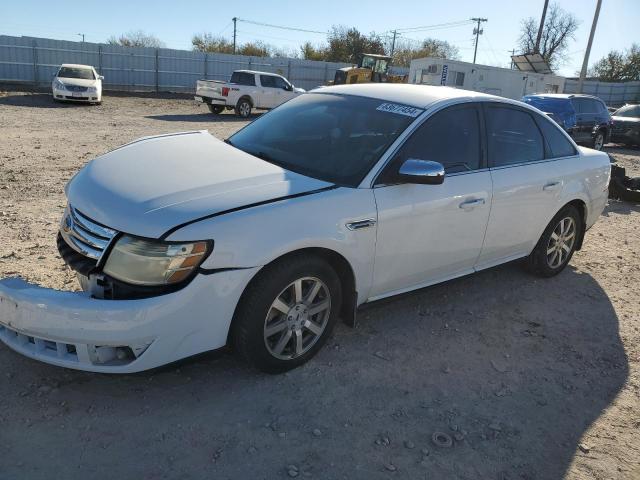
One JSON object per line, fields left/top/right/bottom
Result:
{"left": 263, "top": 277, "right": 331, "bottom": 360}
{"left": 594, "top": 132, "right": 604, "bottom": 150}
{"left": 546, "top": 217, "right": 576, "bottom": 268}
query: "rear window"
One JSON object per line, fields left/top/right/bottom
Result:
{"left": 535, "top": 115, "right": 577, "bottom": 158}
{"left": 486, "top": 106, "right": 544, "bottom": 167}
{"left": 57, "top": 67, "right": 94, "bottom": 80}
{"left": 523, "top": 96, "right": 571, "bottom": 115}
{"left": 231, "top": 72, "right": 256, "bottom": 86}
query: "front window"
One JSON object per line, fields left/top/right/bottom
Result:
{"left": 228, "top": 93, "right": 420, "bottom": 186}
{"left": 57, "top": 67, "right": 95, "bottom": 80}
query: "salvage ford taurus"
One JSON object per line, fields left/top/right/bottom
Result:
{"left": 0, "top": 84, "right": 610, "bottom": 374}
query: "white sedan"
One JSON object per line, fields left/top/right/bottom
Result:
{"left": 52, "top": 63, "right": 103, "bottom": 104}
{"left": 0, "top": 84, "right": 610, "bottom": 374}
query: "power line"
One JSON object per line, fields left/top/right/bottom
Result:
{"left": 395, "top": 20, "right": 474, "bottom": 34}
{"left": 236, "top": 18, "right": 326, "bottom": 35}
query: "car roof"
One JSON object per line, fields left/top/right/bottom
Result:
{"left": 525, "top": 93, "right": 603, "bottom": 101}
{"left": 234, "top": 69, "right": 284, "bottom": 77}
{"left": 313, "top": 83, "right": 501, "bottom": 108}
{"left": 59, "top": 64, "right": 95, "bottom": 69}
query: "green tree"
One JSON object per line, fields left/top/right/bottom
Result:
{"left": 300, "top": 42, "right": 326, "bottom": 61}
{"left": 107, "top": 30, "right": 165, "bottom": 48}
{"left": 392, "top": 38, "right": 460, "bottom": 68}
{"left": 589, "top": 44, "right": 640, "bottom": 81}
{"left": 238, "top": 41, "right": 271, "bottom": 57}
{"left": 191, "top": 33, "right": 234, "bottom": 54}
{"left": 324, "top": 26, "right": 386, "bottom": 63}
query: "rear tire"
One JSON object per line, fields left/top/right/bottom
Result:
{"left": 208, "top": 104, "right": 224, "bottom": 114}
{"left": 524, "top": 205, "right": 582, "bottom": 277}
{"left": 232, "top": 254, "right": 342, "bottom": 373}
{"left": 235, "top": 98, "right": 252, "bottom": 118}
{"left": 591, "top": 130, "right": 605, "bottom": 150}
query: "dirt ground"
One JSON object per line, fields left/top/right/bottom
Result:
{"left": 0, "top": 91, "right": 639, "bottom": 480}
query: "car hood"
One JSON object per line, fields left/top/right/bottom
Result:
{"left": 55, "top": 78, "right": 98, "bottom": 87}
{"left": 66, "top": 131, "right": 333, "bottom": 238}
{"left": 294, "top": 87, "right": 306, "bottom": 93}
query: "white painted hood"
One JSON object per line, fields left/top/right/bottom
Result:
{"left": 66, "top": 131, "right": 332, "bottom": 238}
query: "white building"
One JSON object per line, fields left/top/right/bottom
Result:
{"left": 409, "top": 57, "right": 565, "bottom": 100}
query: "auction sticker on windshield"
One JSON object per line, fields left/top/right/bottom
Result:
{"left": 376, "top": 103, "right": 424, "bottom": 117}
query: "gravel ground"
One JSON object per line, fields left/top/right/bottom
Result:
{"left": 1, "top": 91, "right": 639, "bottom": 480}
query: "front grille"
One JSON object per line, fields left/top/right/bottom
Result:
{"left": 64, "top": 96, "right": 89, "bottom": 100}
{"left": 59, "top": 205, "right": 117, "bottom": 261}
{"left": 66, "top": 85, "right": 88, "bottom": 92}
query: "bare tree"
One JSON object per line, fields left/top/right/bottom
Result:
{"left": 518, "top": 2, "right": 578, "bottom": 70}
{"left": 107, "top": 30, "right": 165, "bottom": 48}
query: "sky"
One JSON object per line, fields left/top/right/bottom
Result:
{"left": 2, "top": 0, "right": 639, "bottom": 77}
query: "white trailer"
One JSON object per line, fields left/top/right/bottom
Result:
{"left": 409, "top": 57, "right": 565, "bottom": 100}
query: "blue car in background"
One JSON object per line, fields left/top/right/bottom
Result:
{"left": 522, "top": 94, "right": 612, "bottom": 151}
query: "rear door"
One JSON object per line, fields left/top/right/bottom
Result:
{"left": 477, "top": 104, "right": 577, "bottom": 269}
{"left": 571, "top": 98, "right": 595, "bottom": 143}
{"left": 259, "top": 74, "right": 278, "bottom": 108}
{"left": 370, "top": 104, "right": 492, "bottom": 298}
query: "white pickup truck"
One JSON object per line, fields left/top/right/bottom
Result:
{"left": 195, "top": 70, "right": 305, "bottom": 118}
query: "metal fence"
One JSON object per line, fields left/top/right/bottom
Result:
{"left": 563, "top": 79, "right": 640, "bottom": 107}
{"left": 0, "top": 35, "right": 353, "bottom": 92}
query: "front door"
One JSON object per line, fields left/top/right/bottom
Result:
{"left": 370, "top": 104, "right": 492, "bottom": 299}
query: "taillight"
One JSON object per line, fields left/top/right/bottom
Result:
{"left": 222, "top": 87, "right": 229, "bottom": 97}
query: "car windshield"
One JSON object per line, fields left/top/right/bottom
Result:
{"left": 228, "top": 93, "right": 420, "bottom": 186}
{"left": 523, "top": 96, "right": 570, "bottom": 115}
{"left": 57, "top": 67, "right": 95, "bottom": 80}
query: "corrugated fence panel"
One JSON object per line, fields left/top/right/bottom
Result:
{"left": 33, "top": 37, "right": 100, "bottom": 84}
{"left": 564, "top": 79, "right": 640, "bottom": 107}
{"left": 158, "top": 48, "right": 205, "bottom": 92}
{"left": 0, "top": 35, "right": 353, "bottom": 93}
{"left": 0, "top": 35, "right": 36, "bottom": 83}
{"left": 101, "top": 43, "right": 156, "bottom": 91}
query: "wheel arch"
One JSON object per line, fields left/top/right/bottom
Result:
{"left": 563, "top": 198, "right": 588, "bottom": 250}
{"left": 238, "top": 95, "right": 253, "bottom": 107}
{"left": 227, "top": 247, "right": 358, "bottom": 345}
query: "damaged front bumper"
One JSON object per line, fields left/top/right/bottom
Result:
{"left": 0, "top": 268, "right": 259, "bottom": 373}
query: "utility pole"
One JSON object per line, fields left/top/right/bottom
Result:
{"left": 534, "top": 0, "right": 549, "bottom": 53}
{"left": 577, "top": 0, "right": 602, "bottom": 93}
{"left": 232, "top": 17, "right": 237, "bottom": 54}
{"left": 77, "top": 33, "right": 85, "bottom": 42}
{"left": 390, "top": 30, "right": 398, "bottom": 58}
{"left": 509, "top": 49, "right": 516, "bottom": 69}
{"left": 471, "top": 18, "right": 488, "bottom": 64}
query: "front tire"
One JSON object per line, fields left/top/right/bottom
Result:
{"left": 235, "top": 98, "right": 252, "bottom": 118}
{"left": 524, "top": 205, "right": 582, "bottom": 277}
{"left": 232, "top": 254, "right": 342, "bottom": 373}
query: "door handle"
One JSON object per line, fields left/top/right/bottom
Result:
{"left": 543, "top": 181, "right": 560, "bottom": 191}
{"left": 459, "top": 198, "right": 485, "bottom": 210}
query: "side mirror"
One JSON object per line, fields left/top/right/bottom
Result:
{"left": 284, "top": 84, "right": 293, "bottom": 91}
{"left": 397, "top": 159, "right": 445, "bottom": 185}
{"left": 98, "top": 75, "right": 105, "bottom": 80}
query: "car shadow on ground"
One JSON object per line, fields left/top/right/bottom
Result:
{"left": 0, "top": 92, "right": 96, "bottom": 109}
{"left": 145, "top": 112, "right": 262, "bottom": 123}
{"left": 1, "top": 263, "right": 627, "bottom": 479}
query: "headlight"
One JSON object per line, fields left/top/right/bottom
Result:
{"left": 54, "top": 80, "right": 66, "bottom": 90}
{"left": 103, "top": 236, "right": 211, "bottom": 286}
{"left": 87, "top": 86, "right": 97, "bottom": 93}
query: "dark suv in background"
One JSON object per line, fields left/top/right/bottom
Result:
{"left": 522, "top": 94, "right": 612, "bottom": 151}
